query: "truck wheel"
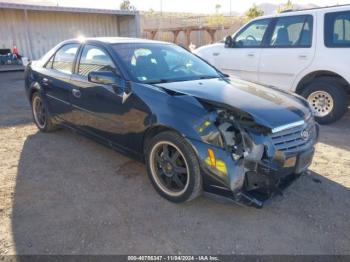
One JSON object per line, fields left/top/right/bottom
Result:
{"left": 31, "top": 92, "right": 57, "bottom": 132}
{"left": 145, "top": 131, "right": 202, "bottom": 203}
{"left": 301, "top": 79, "right": 348, "bottom": 124}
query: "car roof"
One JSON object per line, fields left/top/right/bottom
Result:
{"left": 250, "top": 4, "right": 350, "bottom": 20}
{"left": 279, "top": 4, "right": 350, "bottom": 15}
{"left": 65, "top": 37, "right": 171, "bottom": 45}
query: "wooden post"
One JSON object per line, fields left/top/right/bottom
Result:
{"left": 143, "top": 26, "right": 230, "bottom": 45}
{"left": 150, "top": 30, "right": 157, "bottom": 40}
{"left": 185, "top": 29, "right": 191, "bottom": 48}
{"left": 207, "top": 29, "right": 216, "bottom": 44}
{"left": 173, "top": 30, "right": 180, "bottom": 44}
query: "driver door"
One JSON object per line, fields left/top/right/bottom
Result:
{"left": 218, "top": 18, "right": 272, "bottom": 82}
{"left": 69, "top": 44, "right": 129, "bottom": 147}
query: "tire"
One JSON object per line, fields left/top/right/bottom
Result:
{"left": 145, "top": 131, "right": 202, "bottom": 203}
{"left": 301, "top": 78, "right": 348, "bottom": 124}
{"left": 31, "top": 92, "right": 57, "bottom": 132}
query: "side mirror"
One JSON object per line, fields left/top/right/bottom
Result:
{"left": 224, "top": 35, "right": 233, "bottom": 48}
{"left": 124, "top": 81, "right": 132, "bottom": 95}
{"left": 88, "top": 71, "right": 122, "bottom": 86}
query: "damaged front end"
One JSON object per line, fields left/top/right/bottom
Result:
{"left": 192, "top": 105, "right": 319, "bottom": 208}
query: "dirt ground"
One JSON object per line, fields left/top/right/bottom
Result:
{"left": 0, "top": 71, "right": 349, "bottom": 255}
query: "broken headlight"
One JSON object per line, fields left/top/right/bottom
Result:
{"left": 215, "top": 109, "right": 264, "bottom": 161}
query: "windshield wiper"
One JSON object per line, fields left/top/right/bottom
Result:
{"left": 144, "top": 75, "right": 220, "bottom": 84}
{"left": 143, "top": 79, "right": 170, "bottom": 84}
{"left": 198, "top": 75, "right": 220, "bottom": 80}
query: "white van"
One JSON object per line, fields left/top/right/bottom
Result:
{"left": 194, "top": 5, "right": 350, "bottom": 124}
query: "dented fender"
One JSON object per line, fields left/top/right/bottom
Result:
{"left": 186, "top": 138, "right": 246, "bottom": 193}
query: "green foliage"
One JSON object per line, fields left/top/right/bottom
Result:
{"left": 206, "top": 14, "right": 229, "bottom": 26}
{"left": 277, "top": 0, "right": 294, "bottom": 13}
{"left": 245, "top": 4, "right": 264, "bottom": 21}
{"left": 120, "top": 0, "right": 136, "bottom": 11}
{"left": 215, "top": 4, "right": 222, "bottom": 13}
{"left": 206, "top": 3, "right": 229, "bottom": 26}
{"left": 147, "top": 8, "right": 156, "bottom": 16}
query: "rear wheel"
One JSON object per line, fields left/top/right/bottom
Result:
{"left": 145, "top": 131, "right": 202, "bottom": 203}
{"left": 31, "top": 92, "right": 57, "bottom": 132}
{"left": 301, "top": 79, "right": 348, "bottom": 124}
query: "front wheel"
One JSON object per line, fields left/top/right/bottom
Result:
{"left": 301, "top": 79, "right": 348, "bottom": 124}
{"left": 145, "top": 131, "right": 202, "bottom": 203}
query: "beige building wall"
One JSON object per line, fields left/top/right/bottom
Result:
{"left": 0, "top": 8, "right": 138, "bottom": 59}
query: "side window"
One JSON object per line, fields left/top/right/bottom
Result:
{"left": 78, "top": 45, "right": 116, "bottom": 77}
{"left": 45, "top": 55, "right": 54, "bottom": 69}
{"left": 52, "top": 44, "right": 79, "bottom": 74}
{"left": 269, "top": 15, "right": 313, "bottom": 47}
{"left": 234, "top": 19, "right": 271, "bottom": 47}
{"left": 325, "top": 11, "right": 350, "bottom": 47}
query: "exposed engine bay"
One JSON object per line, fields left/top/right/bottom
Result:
{"left": 198, "top": 107, "right": 318, "bottom": 208}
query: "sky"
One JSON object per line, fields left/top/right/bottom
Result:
{"left": 59, "top": 0, "right": 350, "bottom": 13}
{"left": 8, "top": 0, "right": 350, "bottom": 14}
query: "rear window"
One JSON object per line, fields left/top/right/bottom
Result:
{"left": 325, "top": 11, "right": 350, "bottom": 47}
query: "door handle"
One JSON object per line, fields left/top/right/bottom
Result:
{"left": 299, "top": 54, "right": 308, "bottom": 59}
{"left": 247, "top": 53, "right": 255, "bottom": 57}
{"left": 72, "top": 89, "right": 81, "bottom": 98}
{"left": 42, "top": 77, "right": 49, "bottom": 86}
{"left": 212, "top": 52, "right": 220, "bottom": 56}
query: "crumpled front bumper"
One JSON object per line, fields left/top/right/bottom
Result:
{"left": 237, "top": 147, "right": 315, "bottom": 208}
{"left": 188, "top": 138, "right": 316, "bottom": 208}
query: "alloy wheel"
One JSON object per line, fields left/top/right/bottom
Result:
{"left": 149, "top": 141, "right": 190, "bottom": 197}
{"left": 32, "top": 95, "right": 46, "bottom": 129}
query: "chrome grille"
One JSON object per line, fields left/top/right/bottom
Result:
{"left": 270, "top": 119, "right": 316, "bottom": 153}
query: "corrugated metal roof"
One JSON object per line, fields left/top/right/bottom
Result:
{"left": 0, "top": 1, "right": 137, "bottom": 16}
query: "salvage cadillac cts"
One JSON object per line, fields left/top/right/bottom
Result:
{"left": 25, "top": 38, "right": 319, "bottom": 208}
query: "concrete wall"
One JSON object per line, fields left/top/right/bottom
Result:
{"left": 119, "top": 15, "right": 140, "bottom": 37}
{"left": 0, "top": 8, "right": 139, "bottom": 59}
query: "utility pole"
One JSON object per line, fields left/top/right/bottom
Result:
{"left": 229, "top": 0, "right": 232, "bottom": 16}
{"left": 160, "top": 0, "right": 163, "bottom": 15}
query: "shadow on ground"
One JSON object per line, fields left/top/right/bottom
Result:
{"left": 11, "top": 129, "right": 350, "bottom": 255}
{"left": 0, "top": 72, "right": 32, "bottom": 128}
{"left": 317, "top": 111, "right": 350, "bottom": 152}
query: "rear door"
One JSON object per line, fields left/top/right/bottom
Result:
{"left": 258, "top": 15, "right": 315, "bottom": 91}
{"left": 323, "top": 10, "right": 350, "bottom": 83}
{"left": 43, "top": 43, "right": 80, "bottom": 121}
{"left": 217, "top": 18, "right": 272, "bottom": 82}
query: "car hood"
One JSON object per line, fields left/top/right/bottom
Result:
{"left": 154, "top": 77, "right": 311, "bottom": 130}
{"left": 194, "top": 42, "right": 224, "bottom": 53}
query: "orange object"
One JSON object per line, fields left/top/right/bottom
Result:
{"left": 208, "top": 148, "right": 216, "bottom": 167}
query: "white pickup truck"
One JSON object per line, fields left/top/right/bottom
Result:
{"left": 194, "top": 5, "right": 350, "bottom": 124}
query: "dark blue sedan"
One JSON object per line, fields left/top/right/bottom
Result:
{"left": 25, "top": 37, "right": 319, "bottom": 208}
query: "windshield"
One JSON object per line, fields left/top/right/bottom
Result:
{"left": 112, "top": 43, "right": 222, "bottom": 84}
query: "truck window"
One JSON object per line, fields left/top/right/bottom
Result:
{"left": 234, "top": 19, "right": 271, "bottom": 48}
{"left": 269, "top": 15, "right": 313, "bottom": 48}
{"left": 325, "top": 11, "right": 350, "bottom": 47}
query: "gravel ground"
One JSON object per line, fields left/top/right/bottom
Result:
{"left": 0, "top": 72, "right": 349, "bottom": 255}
